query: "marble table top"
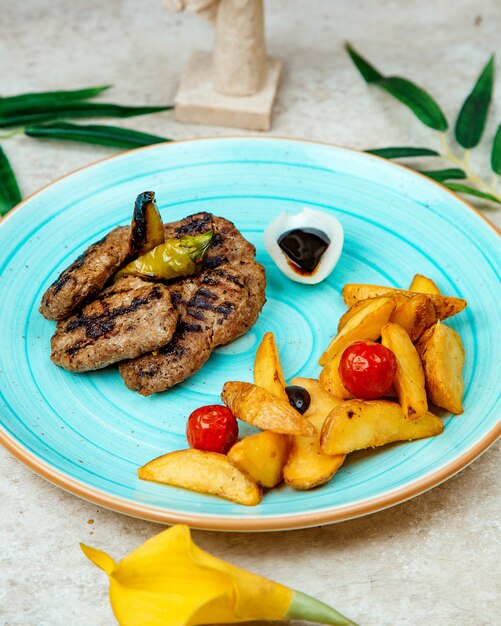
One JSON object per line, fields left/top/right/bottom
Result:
{"left": 1, "top": 1, "right": 499, "bottom": 624}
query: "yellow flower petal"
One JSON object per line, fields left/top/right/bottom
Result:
{"left": 189, "top": 538, "right": 291, "bottom": 621}
{"left": 80, "top": 543, "right": 115, "bottom": 575}
{"left": 82, "top": 525, "right": 292, "bottom": 626}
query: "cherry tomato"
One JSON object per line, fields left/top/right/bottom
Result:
{"left": 339, "top": 342, "right": 397, "bottom": 399}
{"left": 186, "top": 405, "right": 238, "bottom": 454}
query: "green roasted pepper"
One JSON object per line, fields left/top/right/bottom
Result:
{"left": 117, "top": 230, "right": 214, "bottom": 281}
{"left": 129, "top": 191, "right": 165, "bottom": 256}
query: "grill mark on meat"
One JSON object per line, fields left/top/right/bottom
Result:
{"left": 204, "top": 255, "right": 228, "bottom": 270}
{"left": 215, "top": 302, "right": 234, "bottom": 320}
{"left": 174, "top": 212, "right": 213, "bottom": 236}
{"left": 64, "top": 286, "right": 163, "bottom": 345}
{"left": 158, "top": 320, "right": 203, "bottom": 357}
{"left": 50, "top": 277, "right": 177, "bottom": 372}
{"left": 178, "top": 321, "right": 203, "bottom": 333}
{"left": 200, "top": 275, "right": 220, "bottom": 287}
{"left": 197, "top": 287, "right": 218, "bottom": 300}
{"left": 209, "top": 268, "right": 244, "bottom": 287}
{"left": 169, "top": 291, "right": 183, "bottom": 306}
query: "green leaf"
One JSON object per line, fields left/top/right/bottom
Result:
{"left": 0, "top": 86, "right": 111, "bottom": 116}
{"left": 491, "top": 124, "right": 501, "bottom": 174}
{"left": 346, "top": 42, "right": 448, "bottom": 131}
{"left": 345, "top": 43, "right": 383, "bottom": 82}
{"left": 24, "top": 122, "right": 172, "bottom": 149}
{"left": 445, "top": 182, "right": 501, "bottom": 204}
{"left": 377, "top": 77, "right": 448, "bottom": 131}
{"left": 419, "top": 168, "right": 467, "bottom": 182}
{"left": 0, "top": 102, "right": 174, "bottom": 128}
{"left": 0, "top": 144, "right": 22, "bottom": 216}
{"left": 366, "top": 146, "right": 439, "bottom": 158}
{"left": 455, "top": 55, "right": 495, "bottom": 148}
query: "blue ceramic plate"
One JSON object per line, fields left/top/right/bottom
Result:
{"left": 0, "top": 138, "right": 499, "bottom": 531}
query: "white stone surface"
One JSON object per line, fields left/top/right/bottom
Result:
{"left": 0, "top": 1, "right": 500, "bottom": 625}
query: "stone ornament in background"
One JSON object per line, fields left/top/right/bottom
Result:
{"left": 165, "top": 0, "right": 282, "bottom": 130}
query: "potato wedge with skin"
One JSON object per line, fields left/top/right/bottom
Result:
{"left": 138, "top": 448, "right": 262, "bottom": 506}
{"left": 389, "top": 293, "right": 438, "bottom": 341}
{"left": 337, "top": 294, "right": 409, "bottom": 332}
{"left": 284, "top": 435, "right": 345, "bottom": 490}
{"left": 222, "top": 382, "right": 316, "bottom": 436}
{"left": 244, "top": 332, "right": 289, "bottom": 486}
{"left": 409, "top": 274, "right": 441, "bottom": 295}
{"left": 319, "top": 348, "right": 354, "bottom": 399}
{"left": 318, "top": 296, "right": 396, "bottom": 366}
{"left": 254, "top": 332, "right": 289, "bottom": 402}
{"left": 416, "top": 323, "right": 465, "bottom": 414}
{"left": 320, "top": 399, "right": 444, "bottom": 455}
{"left": 342, "top": 284, "right": 466, "bottom": 321}
{"left": 381, "top": 323, "right": 427, "bottom": 419}
{"left": 227, "top": 431, "right": 290, "bottom": 488}
{"left": 284, "top": 378, "right": 345, "bottom": 490}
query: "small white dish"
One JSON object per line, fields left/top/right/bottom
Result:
{"left": 263, "top": 207, "right": 344, "bottom": 284}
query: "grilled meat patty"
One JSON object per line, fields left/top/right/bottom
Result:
{"left": 40, "top": 226, "right": 131, "bottom": 321}
{"left": 50, "top": 276, "right": 178, "bottom": 372}
{"left": 119, "top": 213, "right": 266, "bottom": 395}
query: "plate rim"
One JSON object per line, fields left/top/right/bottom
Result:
{"left": 1, "top": 135, "right": 500, "bottom": 531}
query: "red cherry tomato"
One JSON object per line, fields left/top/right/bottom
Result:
{"left": 339, "top": 342, "right": 397, "bottom": 399}
{"left": 186, "top": 405, "right": 238, "bottom": 454}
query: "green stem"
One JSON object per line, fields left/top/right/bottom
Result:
{"left": 438, "top": 133, "right": 501, "bottom": 203}
{"left": 0, "top": 128, "right": 24, "bottom": 139}
{"left": 285, "top": 590, "right": 359, "bottom": 626}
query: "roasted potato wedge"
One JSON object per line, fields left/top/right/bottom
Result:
{"left": 227, "top": 431, "right": 290, "bottom": 488}
{"left": 319, "top": 348, "right": 355, "bottom": 398}
{"left": 129, "top": 191, "right": 165, "bottom": 257}
{"left": 337, "top": 294, "right": 409, "bottom": 332}
{"left": 254, "top": 332, "right": 289, "bottom": 402}
{"left": 416, "top": 323, "right": 465, "bottom": 414}
{"left": 245, "top": 331, "right": 290, "bottom": 486}
{"left": 318, "top": 296, "right": 396, "bottom": 366}
{"left": 284, "top": 435, "right": 345, "bottom": 490}
{"left": 390, "top": 293, "right": 438, "bottom": 341}
{"left": 409, "top": 274, "right": 441, "bottom": 295}
{"left": 284, "top": 378, "right": 345, "bottom": 489}
{"left": 381, "top": 323, "right": 428, "bottom": 419}
{"left": 342, "top": 284, "right": 466, "bottom": 321}
{"left": 221, "top": 382, "right": 316, "bottom": 436}
{"left": 138, "top": 448, "right": 262, "bottom": 506}
{"left": 321, "top": 399, "right": 444, "bottom": 455}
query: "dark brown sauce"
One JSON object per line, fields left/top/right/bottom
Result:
{"left": 277, "top": 228, "right": 330, "bottom": 275}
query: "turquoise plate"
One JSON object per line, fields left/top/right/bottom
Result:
{"left": 0, "top": 138, "right": 499, "bottom": 531}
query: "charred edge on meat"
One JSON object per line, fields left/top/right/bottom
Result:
{"left": 50, "top": 252, "right": 87, "bottom": 295}
{"left": 49, "top": 230, "right": 118, "bottom": 296}
{"left": 174, "top": 212, "right": 213, "bottom": 237}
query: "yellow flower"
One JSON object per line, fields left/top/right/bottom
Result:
{"left": 81, "top": 525, "right": 357, "bottom": 626}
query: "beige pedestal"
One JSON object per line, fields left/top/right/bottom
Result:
{"left": 174, "top": 51, "right": 282, "bottom": 131}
